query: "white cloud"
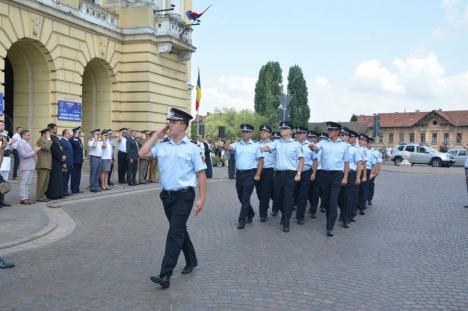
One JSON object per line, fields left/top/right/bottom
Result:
{"left": 308, "top": 52, "right": 468, "bottom": 122}
{"left": 441, "top": 0, "right": 468, "bottom": 28}
{"left": 353, "top": 59, "right": 406, "bottom": 94}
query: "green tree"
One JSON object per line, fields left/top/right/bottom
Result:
{"left": 287, "top": 65, "right": 309, "bottom": 128}
{"left": 350, "top": 114, "right": 357, "bottom": 122}
{"left": 201, "top": 108, "right": 268, "bottom": 140}
{"left": 254, "top": 61, "right": 283, "bottom": 126}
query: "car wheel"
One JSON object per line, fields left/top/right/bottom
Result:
{"left": 393, "top": 157, "right": 402, "bottom": 166}
{"left": 430, "top": 158, "right": 442, "bottom": 167}
{"left": 216, "top": 161, "right": 223, "bottom": 168}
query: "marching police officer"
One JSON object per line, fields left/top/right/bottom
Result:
{"left": 357, "top": 134, "right": 370, "bottom": 215}
{"left": 307, "top": 130, "right": 320, "bottom": 218}
{"left": 309, "top": 122, "right": 350, "bottom": 237}
{"left": 337, "top": 128, "right": 362, "bottom": 228}
{"left": 139, "top": 107, "right": 207, "bottom": 289}
{"left": 69, "top": 126, "right": 84, "bottom": 194}
{"left": 367, "top": 138, "right": 382, "bottom": 206}
{"left": 219, "top": 124, "right": 264, "bottom": 229}
{"left": 262, "top": 121, "right": 304, "bottom": 233}
{"left": 295, "top": 127, "right": 318, "bottom": 224}
{"left": 270, "top": 130, "right": 281, "bottom": 216}
{"left": 255, "top": 124, "right": 275, "bottom": 222}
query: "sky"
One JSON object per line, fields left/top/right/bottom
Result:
{"left": 189, "top": 0, "right": 468, "bottom": 122}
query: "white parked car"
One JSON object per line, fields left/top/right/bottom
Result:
{"left": 447, "top": 149, "right": 467, "bottom": 167}
{"left": 390, "top": 143, "right": 456, "bottom": 167}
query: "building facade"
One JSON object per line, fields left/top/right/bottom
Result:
{"left": 0, "top": 0, "right": 195, "bottom": 139}
{"left": 357, "top": 110, "right": 468, "bottom": 150}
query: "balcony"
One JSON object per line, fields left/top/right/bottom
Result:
{"left": 79, "top": 0, "right": 119, "bottom": 29}
{"left": 154, "top": 15, "right": 196, "bottom": 61}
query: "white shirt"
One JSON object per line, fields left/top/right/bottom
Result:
{"left": 12, "top": 133, "right": 21, "bottom": 149}
{"left": 118, "top": 137, "right": 127, "bottom": 153}
{"left": 101, "top": 140, "right": 112, "bottom": 160}
{"left": 88, "top": 139, "right": 103, "bottom": 157}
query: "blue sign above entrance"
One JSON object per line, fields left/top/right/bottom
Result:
{"left": 57, "top": 100, "right": 81, "bottom": 122}
{"left": 0, "top": 93, "right": 3, "bottom": 116}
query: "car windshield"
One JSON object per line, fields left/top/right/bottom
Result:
{"left": 448, "top": 150, "right": 457, "bottom": 155}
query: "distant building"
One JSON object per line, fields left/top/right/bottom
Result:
{"left": 356, "top": 110, "right": 468, "bottom": 149}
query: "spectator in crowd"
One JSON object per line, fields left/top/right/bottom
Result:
{"left": 60, "top": 129, "right": 74, "bottom": 196}
{"left": 88, "top": 129, "right": 103, "bottom": 192}
{"left": 107, "top": 129, "right": 115, "bottom": 187}
{"left": 36, "top": 129, "right": 52, "bottom": 202}
{"left": 100, "top": 130, "right": 112, "bottom": 190}
{"left": 17, "top": 130, "right": 41, "bottom": 204}
{"left": 117, "top": 128, "right": 128, "bottom": 184}
{"left": 0, "top": 121, "right": 13, "bottom": 183}
{"left": 69, "top": 127, "right": 84, "bottom": 194}
{"left": 227, "top": 137, "right": 236, "bottom": 180}
{"left": 126, "top": 129, "right": 139, "bottom": 186}
{"left": 138, "top": 130, "right": 149, "bottom": 184}
{"left": 11, "top": 126, "right": 22, "bottom": 180}
{"left": 46, "top": 123, "right": 65, "bottom": 200}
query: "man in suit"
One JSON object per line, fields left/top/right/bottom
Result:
{"left": 46, "top": 123, "right": 65, "bottom": 200}
{"left": 60, "top": 129, "right": 74, "bottom": 196}
{"left": 36, "top": 129, "right": 53, "bottom": 202}
{"left": 126, "top": 129, "right": 139, "bottom": 186}
{"left": 17, "top": 130, "right": 41, "bottom": 204}
{"left": 117, "top": 128, "right": 128, "bottom": 184}
{"left": 69, "top": 126, "right": 84, "bottom": 194}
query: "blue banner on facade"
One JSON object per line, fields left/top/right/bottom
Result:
{"left": 57, "top": 100, "right": 81, "bottom": 121}
{"left": 0, "top": 92, "right": 3, "bottom": 116}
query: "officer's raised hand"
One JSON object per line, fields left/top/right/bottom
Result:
{"left": 309, "top": 142, "right": 317, "bottom": 151}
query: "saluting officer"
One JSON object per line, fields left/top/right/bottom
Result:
{"left": 219, "top": 124, "right": 264, "bottom": 229}
{"left": 357, "top": 134, "right": 370, "bottom": 215}
{"left": 69, "top": 126, "right": 84, "bottom": 194}
{"left": 262, "top": 121, "right": 304, "bottom": 233}
{"left": 337, "top": 128, "right": 362, "bottom": 228}
{"left": 88, "top": 129, "right": 103, "bottom": 192}
{"left": 139, "top": 108, "right": 207, "bottom": 289}
{"left": 255, "top": 124, "right": 275, "bottom": 222}
{"left": 309, "top": 122, "right": 350, "bottom": 237}
{"left": 367, "top": 138, "right": 382, "bottom": 206}
{"left": 295, "top": 127, "right": 318, "bottom": 224}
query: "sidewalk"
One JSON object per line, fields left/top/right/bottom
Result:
{"left": 0, "top": 166, "right": 229, "bottom": 253}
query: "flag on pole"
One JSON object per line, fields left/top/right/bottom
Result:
{"left": 195, "top": 68, "right": 201, "bottom": 111}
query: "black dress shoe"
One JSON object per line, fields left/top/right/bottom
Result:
{"left": 464, "top": 205, "right": 468, "bottom": 208}
{"left": 63, "top": 193, "right": 70, "bottom": 197}
{"left": 271, "top": 211, "right": 278, "bottom": 216}
{"left": 327, "top": 231, "right": 334, "bottom": 237}
{"left": 320, "top": 208, "right": 325, "bottom": 213}
{"left": 297, "top": 219, "right": 304, "bottom": 225}
{"left": 246, "top": 217, "right": 253, "bottom": 224}
{"left": 237, "top": 223, "right": 245, "bottom": 230}
{"left": 310, "top": 213, "right": 317, "bottom": 219}
{"left": 260, "top": 217, "right": 267, "bottom": 222}
{"left": 359, "top": 211, "right": 365, "bottom": 215}
{"left": 350, "top": 218, "right": 356, "bottom": 222}
{"left": 368, "top": 201, "right": 373, "bottom": 206}
{"left": 181, "top": 264, "right": 197, "bottom": 275}
{"left": 150, "top": 275, "right": 170, "bottom": 289}
{"left": 343, "top": 223, "right": 350, "bottom": 228}
{"left": 283, "top": 226, "right": 290, "bottom": 233}
{"left": 1, "top": 202, "right": 11, "bottom": 207}
{"left": 0, "top": 257, "right": 14, "bottom": 269}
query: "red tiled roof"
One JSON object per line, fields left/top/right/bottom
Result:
{"left": 357, "top": 110, "right": 468, "bottom": 128}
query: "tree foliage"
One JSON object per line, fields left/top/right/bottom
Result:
{"left": 287, "top": 65, "right": 309, "bottom": 128}
{"left": 200, "top": 108, "right": 268, "bottom": 140}
{"left": 254, "top": 61, "right": 284, "bottom": 126}
{"left": 350, "top": 114, "right": 358, "bottom": 122}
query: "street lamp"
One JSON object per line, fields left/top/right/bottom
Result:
{"left": 277, "top": 95, "right": 293, "bottom": 122}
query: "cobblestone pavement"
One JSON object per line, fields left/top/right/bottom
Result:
{"left": 0, "top": 169, "right": 467, "bottom": 311}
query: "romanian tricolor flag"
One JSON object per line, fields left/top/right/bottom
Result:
{"left": 195, "top": 68, "right": 201, "bottom": 111}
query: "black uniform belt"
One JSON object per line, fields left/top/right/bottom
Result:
{"left": 3, "top": 150, "right": 11, "bottom": 156}
{"left": 237, "top": 169, "right": 256, "bottom": 173}
{"left": 90, "top": 155, "right": 101, "bottom": 159}
{"left": 275, "top": 170, "right": 296, "bottom": 175}
{"left": 263, "top": 167, "right": 274, "bottom": 171}
{"left": 162, "top": 187, "right": 194, "bottom": 195}
{"left": 320, "top": 170, "right": 343, "bottom": 174}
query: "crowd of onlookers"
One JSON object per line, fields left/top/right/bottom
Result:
{"left": 0, "top": 122, "right": 163, "bottom": 207}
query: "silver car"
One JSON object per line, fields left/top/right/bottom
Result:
{"left": 447, "top": 149, "right": 467, "bottom": 167}
{"left": 390, "top": 143, "right": 456, "bottom": 167}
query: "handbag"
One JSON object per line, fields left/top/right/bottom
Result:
{"left": 0, "top": 181, "right": 12, "bottom": 194}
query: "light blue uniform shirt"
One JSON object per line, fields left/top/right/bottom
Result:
{"left": 299, "top": 140, "right": 317, "bottom": 172}
{"left": 231, "top": 140, "right": 263, "bottom": 170}
{"left": 347, "top": 144, "right": 362, "bottom": 171}
{"left": 151, "top": 137, "right": 207, "bottom": 191}
{"left": 258, "top": 139, "right": 275, "bottom": 169}
{"left": 366, "top": 148, "right": 376, "bottom": 169}
{"left": 373, "top": 149, "right": 383, "bottom": 164}
{"left": 316, "top": 139, "right": 350, "bottom": 171}
{"left": 267, "top": 138, "right": 303, "bottom": 171}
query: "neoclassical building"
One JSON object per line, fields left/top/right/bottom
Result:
{"left": 0, "top": 0, "right": 195, "bottom": 139}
